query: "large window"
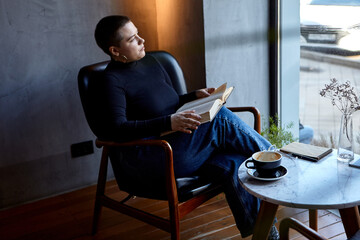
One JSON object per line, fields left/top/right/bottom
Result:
{"left": 299, "top": 0, "right": 360, "bottom": 151}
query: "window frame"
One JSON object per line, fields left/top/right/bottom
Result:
{"left": 269, "top": 0, "right": 300, "bottom": 139}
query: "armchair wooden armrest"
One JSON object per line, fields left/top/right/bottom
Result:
{"left": 95, "top": 105, "right": 260, "bottom": 198}
{"left": 95, "top": 138, "right": 177, "bottom": 200}
{"left": 228, "top": 106, "right": 261, "bottom": 133}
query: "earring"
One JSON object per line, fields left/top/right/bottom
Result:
{"left": 121, "top": 55, "right": 128, "bottom": 63}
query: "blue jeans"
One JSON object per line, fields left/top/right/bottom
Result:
{"left": 299, "top": 124, "right": 314, "bottom": 144}
{"left": 110, "top": 107, "right": 271, "bottom": 237}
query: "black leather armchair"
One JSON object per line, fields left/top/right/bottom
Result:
{"left": 78, "top": 51, "right": 261, "bottom": 239}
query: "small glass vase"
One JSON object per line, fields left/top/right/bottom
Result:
{"left": 337, "top": 113, "right": 354, "bottom": 162}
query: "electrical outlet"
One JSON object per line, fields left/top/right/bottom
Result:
{"left": 71, "top": 140, "right": 94, "bottom": 158}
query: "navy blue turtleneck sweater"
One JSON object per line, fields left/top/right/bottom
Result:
{"left": 94, "top": 54, "right": 196, "bottom": 141}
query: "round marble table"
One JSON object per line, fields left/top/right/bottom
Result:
{"left": 238, "top": 150, "right": 360, "bottom": 239}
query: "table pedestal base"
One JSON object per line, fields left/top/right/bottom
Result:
{"left": 309, "top": 209, "right": 318, "bottom": 231}
{"left": 339, "top": 206, "right": 360, "bottom": 238}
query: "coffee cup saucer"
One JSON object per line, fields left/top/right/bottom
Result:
{"left": 247, "top": 166, "right": 288, "bottom": 181}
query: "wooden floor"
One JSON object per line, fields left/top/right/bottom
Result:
{"left": 0, "top": 180, "right": 347, "bottom": 240}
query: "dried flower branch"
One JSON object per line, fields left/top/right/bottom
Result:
{"left": 320, "top": 78, "right": 360, "bottom": 115}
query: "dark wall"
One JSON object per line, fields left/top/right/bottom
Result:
{"left": 156, "top": 0, "right": 206, "bottom": 91}
{"left": 0, "top": 0, "right": 206, "bottom": 209}
{"left": 0, "top": 0, "right": 160, "bottom": 209}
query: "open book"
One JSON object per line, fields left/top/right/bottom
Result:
{"left": 176, "top": 83, "right": 234, "bottom": 123}
{"left": 161, "top": 83, "right": 233, "bottom": 136}
{"left": 280, "top": 142, "right": 332, "bottom": 161}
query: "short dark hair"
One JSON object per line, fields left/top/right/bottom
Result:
{"left": 94, "top": 15, "right": 130, "bottom": 55}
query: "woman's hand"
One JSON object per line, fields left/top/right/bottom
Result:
{"left": 171, "top": 110, "right": 201, "bottom": 134}
{"left": 195, "top": 88, "right": 215, "bottom": 99}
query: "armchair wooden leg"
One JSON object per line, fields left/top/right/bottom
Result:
{"left": 170, "top": 227, "right": 180, "bottom": 240}
{"left": 92, "top": 147, "right": 110, "bottom": 235}
{"left": 169, "top": 201, "right": 180, "bottom": 240}
{"left": 92, "top": 200, "right": 102, "bottom": 235}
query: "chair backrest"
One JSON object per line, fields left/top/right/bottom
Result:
{"left": 77, "top": 51, "right": 187, "bottom": 136}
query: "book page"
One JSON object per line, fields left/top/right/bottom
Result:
{"left": 177, "top": 94, "right": 216, "bottom": 112}
{"left": 185, "top": 100, "right": 218, "bottom": 115}
{"left": 209, "top": 99, "right": 224, "bottom": 119}
{"left": 177, "top": 83, "right": 227, "bottom": 112}
{"left": 212, "top": 83, "right": 227, "bottom": 95}
{"left": 222, "top": 86, "right": 234, "bottom": 102}
{"left": 195, "top": 99, "right": 223, "bottom": 123}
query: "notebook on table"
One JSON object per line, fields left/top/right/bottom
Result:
{"left": 280, "top": 142, "right": 332, "bottom": 161}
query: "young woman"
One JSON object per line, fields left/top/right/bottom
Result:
{"left": 93, "top": 15, "right": 279, "bottom": 239}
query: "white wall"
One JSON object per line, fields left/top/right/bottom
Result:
{"left": 203, "top": 0, "right": 270, "bottom": 124}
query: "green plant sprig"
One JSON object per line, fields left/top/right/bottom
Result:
{"left": 261, "top": 114, "right": 297, "bottom": 149}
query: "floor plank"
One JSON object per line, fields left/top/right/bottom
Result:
{"left": 0, "top": 180, "right": 347, "bottom": 240}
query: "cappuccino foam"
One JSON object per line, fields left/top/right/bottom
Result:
{"left": 255, "top": 152, "right": 280, "bottom": 162}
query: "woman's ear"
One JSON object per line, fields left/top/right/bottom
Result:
{"left": 109, "top": 46, "right": 120, "bottom": 57}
